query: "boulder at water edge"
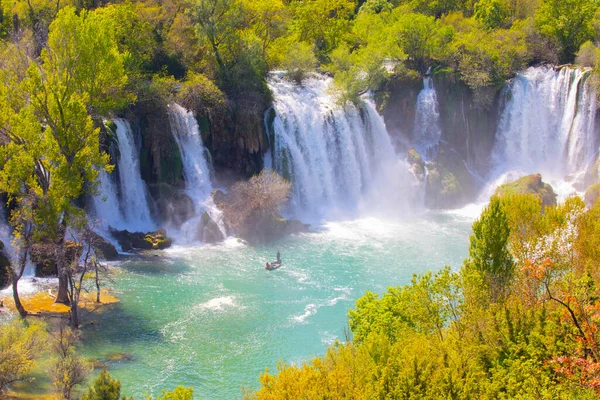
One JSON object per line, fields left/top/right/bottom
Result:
{"left": 88, "top": 231, "right": 119, "bottom": 261}
{"left": 495, "top": 174, "right": 557, "bottom": 208}
{"left": 197, "top": 212, "right": 225, "bottom": 244}
{"left": 110, "top": 228, "right": 173, "bottom": 251}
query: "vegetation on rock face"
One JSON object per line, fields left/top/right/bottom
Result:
{"left": 495, "top": 173, "right": 558, "bottom": 208}
{"left": 216, "top": 169, "right": 307, "bottom": 244}
{"left": 246, "top": 194, "right": 600, "bottom": 399}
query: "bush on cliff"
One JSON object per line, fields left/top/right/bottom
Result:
{"left": 217, "top": 170, "right": 307, "bottom": 244}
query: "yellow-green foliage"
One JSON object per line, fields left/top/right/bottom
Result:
{"left": 248, "top": 196, "right": 600, "bottom": 399}
{"left": 0, "top": 320, "right": 47, "bottom": 394}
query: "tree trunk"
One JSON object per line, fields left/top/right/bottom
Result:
{"left": 95, "top": 262, "right": 100, "bottom": 303}
{"left": 54, "top": 228, "right": 70, "bottom": 305}
{"left": 55, "top": 272, "right": 70, "bottom": 305}
{"left": 70, "top": 300, "right": 79, "bottom": 329}
{"left": 12, "top": 274, "right": 27, "bottom": 317}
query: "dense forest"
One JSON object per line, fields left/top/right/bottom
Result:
{"left": 1, "top": 0, "right": 600, "bottom": 398}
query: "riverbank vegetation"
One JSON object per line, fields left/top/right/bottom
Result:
{"left": 246, "top": 193, "right": 600, "bottom": 399}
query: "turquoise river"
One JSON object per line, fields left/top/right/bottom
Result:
{"left": 74, "top": 210, "right": 476, "bottom": 399}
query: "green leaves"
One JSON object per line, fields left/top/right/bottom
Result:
{"left": 535, "top": 0, "right": 600, "bottom": 63}
{"left": 465, "top": 196, "right": 514, "bottom": 302}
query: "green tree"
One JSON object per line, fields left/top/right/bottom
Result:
{"left": 82, "top": 370, "right": 123, "bottom": 400}
{"left": 154, "top": 386, "right": 194, "bottom": 400}
{"left": 474, "top": 0, "right": 510, "bottom": 29}
{"left": 0, "top": 5, "right": 128, "bottom": 312}
{"left": 281, "top": 41, "right": 317, "bottom": 83}
{"left": 393, "top": 12, "right": 454, "bottom": 72}
{"left": 0, "top": 321, "right": 47, "bottom": 394}
{"left": 49, "top": 324, "right": 90, "bottom": 400}
{"left": 464, "top": 196, "right": 514, "bottom": 302}
{"left": 535, "top": 0, "right": 599, "bottom": 63}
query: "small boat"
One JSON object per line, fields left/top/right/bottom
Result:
{"left": 266, "top": 262, "right": 282, "bottom": 271}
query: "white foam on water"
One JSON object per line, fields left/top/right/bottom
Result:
{"left": 292, "top": 303, "right": 319, "bottom": 323}
{"left": 197, "top": 296, "right": 238, "bottom": 311}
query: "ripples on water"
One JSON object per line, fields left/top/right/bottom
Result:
{"left": 75, "top": 212, "right": 474, "bottom": 399}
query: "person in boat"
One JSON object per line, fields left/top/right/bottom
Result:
{"left": 276, "top": 251, "right": 281, "bottom": 264}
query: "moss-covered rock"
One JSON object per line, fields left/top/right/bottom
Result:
{"left": 407, "top": 148, "right": 426, "bottom": 182}
{"left": 425, "top": 146, "right": 478, "bottom": 209}
{"left": 88, "top": 232, "right": 119, "bottom": 261}
{"left": 197, "top": 212, "right": 224, "bottom": 244}
{"left": 110, "top": 228, "right": 172, "bottom": 251}
{"left": 584, "top": 183, "right": 600, "bottom": 207}
{"left": 495, "top": 174, "right": 557, "bottom": 208}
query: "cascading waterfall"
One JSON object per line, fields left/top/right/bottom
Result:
{"left": 91, "top": 170, "right": 124, "bottom": 229}
{"left": 413, "top": 75, "right": 442, "bottom": 160}
{"left": 114, "top": 119, "right": 155, "bottom": 232}
{"left": 268, "top": 74, "right": 419, "bottom": 219}
{"left": 487, "top": 66, "right": 599, "bottom": 198}
{"left": 167, "top": 103, "right": 225, "bottom": 240}
{"left": 92, "top": 119, "right": 155, "bottom": 233}
{"left": 0, "top": 207, "right": 35, "bottom": 279}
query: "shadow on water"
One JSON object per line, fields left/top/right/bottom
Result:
{"left": 117, "top": 258, "right": 192, "bottom": 275}
{"left": 80, "top": 301, "right": 162, "bottom": 350}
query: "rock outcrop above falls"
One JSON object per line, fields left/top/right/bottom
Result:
{"left": 495, "top": 174, "right": 557, "bottom": 208}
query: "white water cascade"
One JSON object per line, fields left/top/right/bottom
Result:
{"left": 487, "top": 66, "right": 599, "bottom": 199}
{"left": 413, "top": 75, "right": 442, "bottom": 160}
{"left": 92, "top": 120, "right": 155, "bottom": 233}
{"left": 268, "top": 74, "right": 419, "bottom": 220}
{"left": 167, "top": 103, "right": 225, "bottom": 240}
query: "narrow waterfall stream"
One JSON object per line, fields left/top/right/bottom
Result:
{"left": 413, "top": 75, "right": 442, "bottom": 161}
{"left": 168, "top": 103, "right": 225, "bottom": 241}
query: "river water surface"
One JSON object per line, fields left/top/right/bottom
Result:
{"left": 80, "top": 211, "right": 475, "bottom": 399}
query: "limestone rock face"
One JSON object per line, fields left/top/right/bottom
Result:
{"left": 149, "top": 183, "right": 195, "bottom": 226}
{"left": 425, "top": 147, "right": 478, "bottom": 209}
{"left": 110, "top": 228, "right": 172, "bottom": 251}
{"left": 495, "top": 174, "right": 557, "bottom": 208}
{"left": 407, "top": 148, "right": 426, "bottom": 182}
{"left": 88, "top": 231, "right": 119, "bottom": 261}
{"left": 197, "top": 212, "right": 225, "bottom": 244}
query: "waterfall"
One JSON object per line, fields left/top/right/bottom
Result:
{"left": 167, "top": 104, "right": 225, "bottom": 240}
{"left": 413, "top": 76, "right": 442, "bottom": 160}
{"left": 268, "top": 74, "right": 419, "bottom": 219}
{"left": 113, "top": 119, "right": 155, "bottom": 232}
{"left": 92, "top": 119, "right": 155, "bottom": 233}
{"left": 168, "top": 104, "right": 213, "bottom": 203}
{"left": 91, "top": 170, "right": 124, "bottom": 229}
{"left": 0, "top": 207, "right": 35, "bottom": 278}
{"left": 488, "top": 66, "right": 599, "bottom": 198}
